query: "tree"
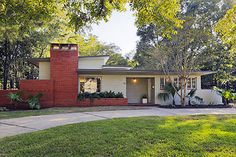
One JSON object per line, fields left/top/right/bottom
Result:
{"left": 134, "top": 0, "right": 235, "bottom": 88}
{"left": 152, "top": 24, "right": 209, "bottom": 105}
{"left": 0, "top": 0, "right": 59, "bottom": 89}
{"left": 65, "top": 0, "right": 182, "bottom": 36}
{"left": 0, "top": 0, "right": 184, "bottom": 89}
{"left": 53, "top": 33, "right": 129, "bottom": 65}
{"left": 215, "top": 4, "right": 236, "bottom": 53}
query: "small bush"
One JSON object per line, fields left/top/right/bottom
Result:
{"left": 8, "top": 91, "right": 23, "bottom": 108}
{"left": 8, "top": 91, "right": 23, "bottom": 104}
{"left": 78, "top": 91, "right": 124, "bottom": 101}
{"left": 27, "top": 93, "right": 43, "bottom": 110}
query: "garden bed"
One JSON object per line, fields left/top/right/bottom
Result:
{"left": 157, "top": 104, "right": 233, "bottom": 108}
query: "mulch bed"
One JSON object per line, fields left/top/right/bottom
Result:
{"left": 156, "top": 104, "right": 233, "bottom": 109}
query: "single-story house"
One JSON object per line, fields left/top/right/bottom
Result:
{"left": 0, "top": 43, "right": 222, "bottom": 108}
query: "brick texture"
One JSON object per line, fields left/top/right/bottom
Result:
{"left": 19, "top": 80, "right": 54, "bottom": 108}
{"left": 0, "top": 90, "right": 18, "bottom": 107}
{"left": 78, "top": 98, "right": 128, "bottom": 107}
{"left": 50, "top": 46, "right": 78, "bottom": 106}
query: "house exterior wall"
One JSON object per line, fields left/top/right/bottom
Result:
{"left": 196, "top": 90, "right": 222, "bottom": 105}
{"left": 20, "top": 80, "right": 54, "bottom": 107}
{"left": 39, "top": 62, "right": 50, "bottom": 79}
{"left": 78, "top": 57, "right": 108, "bottom": 69}
{"left": 79, "top": 74, "right": 223, "bottom": 105}
{"left": 78, "top": 75, "right": 127, "bottom": 96}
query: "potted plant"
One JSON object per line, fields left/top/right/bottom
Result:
{"left": 142, "top": 95, "right": 148, "bottom": 104}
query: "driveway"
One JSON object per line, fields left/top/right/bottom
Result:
{"left": 1, "top": 107, "right": 236, "bottom": 138}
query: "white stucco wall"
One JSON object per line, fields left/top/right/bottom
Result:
{"left": 39, "top": 62, "right": 50, "bottom": 80}
{"left": 78, "top": 57, "right": 108, "bottom": 69}
{"left": 78, "top": 75, "right": 126, "bottom": 96}
{"left": 196, "top": 90, "right": 223, "bottom": 105}
{"left": 101, "top": 75, "right": 126, "bottom": 96}
{"left": 78, "top": 74, "right": 223, "bottom": 105}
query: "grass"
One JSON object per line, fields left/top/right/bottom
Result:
{"left": 0, "top": 115, "right": 236, "bottom": 157}
{"left": 0, "top": 106, "right": 147, "bottom": 120}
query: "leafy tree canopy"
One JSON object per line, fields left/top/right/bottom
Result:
{"left": 63, "top": 0, "right": 182, "bottom": 37}
{"left": 215, "top": 4, "right": 236, "bottom": 53}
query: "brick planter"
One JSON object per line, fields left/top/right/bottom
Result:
{"left": 0, "top": 90, "right": 18, "bottom": 107}
{"left": 77, "top": 98, "right": 128, "bottom": 107}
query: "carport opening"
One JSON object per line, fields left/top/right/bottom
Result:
{"left": 126, "top": 78, "right": 155, "bottom": 104}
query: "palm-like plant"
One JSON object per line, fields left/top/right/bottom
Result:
{"left": 186, "top": 89, "right": 203, "bottom": 105}
{"left": 8, "top": 91, "right": 23, "bottom": 108}
{"left": 158, "top": 83, "right": 179, "bottom": 106}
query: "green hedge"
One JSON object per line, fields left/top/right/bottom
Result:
{"left": 78, "top": 91, "right": 124, "bottom": 101}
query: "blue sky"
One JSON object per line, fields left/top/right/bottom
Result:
{"left": 91, "top": 8, "right": 139, "bottom": 56}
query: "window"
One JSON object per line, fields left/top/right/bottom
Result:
{"left": 174, "top": 77, "right": 181, "bottom": 87}
{"left": 160, "top": 77, "right": 172, "bottom": 90}
{"left": 160, "top": 78, "right": 165, "bottom": 90}
{"left": 187, "top": 78, "right": 191, "bottom": 89}
{"left": 174, "top": 78, "right": 178, "bottom": 86}
{"left": 192, "top": 78, "right": 197, "bottom": 89}
{"left": 80, "top": 77, "right": 101, "bottom": 93}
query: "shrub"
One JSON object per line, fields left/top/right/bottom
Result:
{"left": 8, "top": 91, "right": 23, "bottom": 108}
{"left": 78, "top": 91, "right": 124, "bottom": 101}
{"left": 213, "top": 86, "right": 236, "bottom": 105}
{"left": 27, "top": 93, "right": 43, "bottom": 110}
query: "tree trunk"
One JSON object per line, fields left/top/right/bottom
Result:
{"left": 183, "top": 78, "right": 187, "bottom": 106}
{"left": 180, "top": 78, "right": 184, "bottom": 105}
{"left": 3, "top": 38, "right": 9, "bottom": 90}
{"left": 3, "top": 63, "right": 8, "bottom": 90}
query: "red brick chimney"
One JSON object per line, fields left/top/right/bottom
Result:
{"left": 50, "top": 43, "right": 78, "bottom": 106}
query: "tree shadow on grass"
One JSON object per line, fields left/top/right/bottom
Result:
{"left": 0, "top": 115, "right": 236, "bottom": 157}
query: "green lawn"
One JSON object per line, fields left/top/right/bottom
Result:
{"left": 0, "top": 115, "right": 236, "bottom": 157}
{"left": 0, "top": 106, "right": 146, "bottom": 120}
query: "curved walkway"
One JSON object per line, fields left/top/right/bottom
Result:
{"left": 1, "top": 107, "right": 236, "bottom": 138}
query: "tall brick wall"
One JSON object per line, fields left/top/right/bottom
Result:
{"left": 50, "top": 44, "right": 78, "bottom": 106}
{"left": 19, "top": 80, "right": 54, "bottom": 107}
{"left": 0, "top": 90, "right": 18, "bottom": 107}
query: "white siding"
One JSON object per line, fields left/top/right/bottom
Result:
{"left": 78, "top": 74, "right": 223, "bottom": 105}
{"left": 78, "top": 57, "right": 108, "bottom": 69}
{"left": 78, "top": 75, "right": 126, "bottom": 96}
{"left": 39, "top": 62, "right": 50, "bottom": 80}
{"left": 196, "top": 90, "right": 223, "bottom": 105}
{"left": 101, "top": 75, "right": 127, "bottom": 96}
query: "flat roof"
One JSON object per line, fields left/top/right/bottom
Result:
{"left": 102, "top": 65, "right": 131, "bottom": 67}
{"left": 28, "top": 55, "right": 110, "bottom": 66}
{"left": 78, "top": 69, "right": 216, "bottom": 76}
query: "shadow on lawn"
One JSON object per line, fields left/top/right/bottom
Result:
{"left": 0, "top": 115, "right": 236, "bottom": 157}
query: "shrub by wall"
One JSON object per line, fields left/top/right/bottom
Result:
{"left": 0, "top": 90, "right": 18, "bottom": 107}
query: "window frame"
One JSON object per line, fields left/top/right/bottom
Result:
{"left": 191, "top": 77, "right": 197, "bottom": 89}
{"left": 160, "top": 77, "right": 165, "bottom": 90}
{"left": 79, "top": 76, "right": 102, "bottom": 93}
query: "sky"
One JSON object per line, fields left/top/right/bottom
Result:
{"left": 90, "top": 8, "right": 139, "bottom": 56}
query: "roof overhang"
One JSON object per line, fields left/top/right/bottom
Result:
{"left": 28, "top": 58, "right": 50, "bottom": 67}
{"left": 78, "top": 69, "right": 216, "bottom": 76}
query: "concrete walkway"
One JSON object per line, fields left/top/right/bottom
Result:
{"left": 1, "top": 107, "right": 236, "bottom": 138}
